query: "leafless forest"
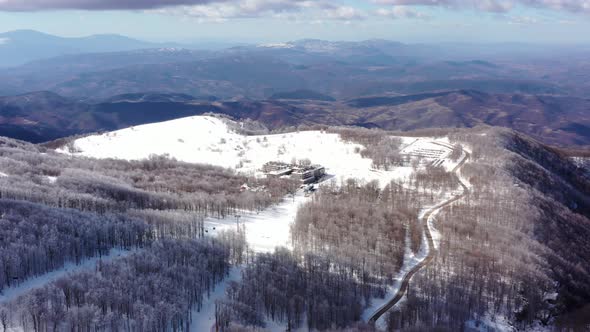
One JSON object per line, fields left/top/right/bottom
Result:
{"left": 0, "top": 136, "right": 294, "bottom": 331}
{"left": 0, "top": 124, "right": 589, "bottom": 331}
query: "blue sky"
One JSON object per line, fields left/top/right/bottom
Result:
{"left": 0, "top": 0, "right": 588, "bottom": 44}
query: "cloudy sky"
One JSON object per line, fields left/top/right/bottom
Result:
{"left": 0, "top": 0, "right": 588, "bottom": 43}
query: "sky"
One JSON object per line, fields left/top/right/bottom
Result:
{"left": 0, "top": 0, "right": 588, "bottom": 44}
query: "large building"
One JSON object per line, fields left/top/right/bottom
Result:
{"left": 262, "top": 161, "right": 326, "bottom": 184}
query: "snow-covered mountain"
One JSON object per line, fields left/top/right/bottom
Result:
{"left": 58, "top": 115, "right": 421, "bottom": 187}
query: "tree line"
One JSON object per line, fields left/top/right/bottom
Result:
{"left": 216, "top": 248, "right": 385, "bottom": 331}
{"left": 0, "top": 237, "right": 235, "bottom": 332}
{"left": 0, "top": 199, "right": 151, "bottom": 292}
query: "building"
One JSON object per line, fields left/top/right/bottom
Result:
{"left": 261, "top": 161, "right": 326, "bottom": 184}
{"left": 292, "top": 165, "right": 326, "bottom": 184}
{"left": 262, "top": 161, "right": 294, "bottom": 178}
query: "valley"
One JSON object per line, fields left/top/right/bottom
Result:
{"left": 0, "top": 25, "right": 589, "bottom": 332}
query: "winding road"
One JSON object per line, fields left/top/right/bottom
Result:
{"left": 368, "top": 147, "right": 471, "bottom": 325}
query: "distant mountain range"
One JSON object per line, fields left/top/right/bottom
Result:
{"left": 1, "top": 31, "right": 590, "bottom": 100}
{"left": 0, "top": 31, "right": 589, "bottom": 150}
{"left": 0, "top": 50, "right": 566, "bottom": 100}
{"left": 1, "top": 90, "right": 588, "bottom": 150}
{"left": 0, "top": 30, "right": 183, "bottom": 67}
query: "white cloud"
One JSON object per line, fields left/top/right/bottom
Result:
{"left": 375, "top": 6, "right": 430, "bottom": 19}
{"left": 371, "top": 0, "right": 590, "bottom": 14}
{"left": 371, "top": 0, "right": 513, "bottom": 12}
{"left": 149, "top": 0, "right": 590, "bottom": 23}
{"left": 152, "top": 0, "right": 335, "bottom": 21}
{"left": 323, "top": 6, "right": 366, "bottom": 20}
{"left": 506, "top": 15, "right": 541, "bottom": 25}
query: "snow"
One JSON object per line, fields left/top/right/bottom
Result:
{"left": 362, "top": 229, "right": 429, "bottom": 329}
{"left": 0, "top": 248, "right": 134, "bottom": 304}
{"left": 55, "top": 116, "right": 469, "bottom": 330}
{"left": 190, "top": 267, "right": 243, "bottom": 332}
{"left": 0, "top": 171, "right": 7, "bottom": 177}
{"left": 258, "top": 43, "right": 294, "bottom": 49}
{"left": 58, "top": 115, "right": 424, "bottom": 189}
{"left": 190, "top": 266, "right": 308, "bottom": 332}
{"left": 205, "top": 191, "right": 310, "bottom": 253}
{"left": 465, "top": 313, "right": 516, "bottom": 332}
{"left": 363, "top": 148, "right": 472, "bottom": 327}
{"left": 45, "top": 175, "right": 57, "bottom": 183}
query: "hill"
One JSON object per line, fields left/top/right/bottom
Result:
{"left": 1, "top": 90, "right": 588, "bottom": 149}
{"left": 0, "top": 91, "right": 211, "bottom": 142}
{"left": 51, "top": 118, "right": 590, "bottom": 330}
{"left": 270, "top": 89, "right": 335, "bottom": 101}
{"left": 343, "top": 90, "right": 590, "bottom": 148}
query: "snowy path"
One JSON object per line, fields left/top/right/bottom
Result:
{"left": 367, "top": 148, "right": 471, "bottom": 327}
{"left": 361, "top": 230, "right": 429, "bottom": 324}
{"left": 0, "top": 248, "right": 135, "bottom": 304}
{"left": 190, "top": 267, "right": 243, "bottom": 332}
{"left": 204, "top": 191, "right": 311, "bottom": 253}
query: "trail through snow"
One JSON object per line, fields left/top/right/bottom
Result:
{"left": 190, "top": 267, "right": 243, "bottom": 332}
{"left": 367, "top": 147, "right": 471, "bottom": 328}
{"left": 205, "top": 191, "right": 310, "bottom": 253}
{"left": 0, "top": 248, "right": 135, "bottom": 304}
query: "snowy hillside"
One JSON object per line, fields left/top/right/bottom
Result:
{"left": 59, "top": 115, "right": 423, "bottom": 188}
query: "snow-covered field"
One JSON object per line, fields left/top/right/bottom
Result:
{"left": 58, "top": 115, "right": 422, "bottom": 188}
{"left": 205, "top": 191, "right": 310, "bottom": 253}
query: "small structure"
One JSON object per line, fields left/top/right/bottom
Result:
{"left": 262, "top": 161, "right": 294, "bottom": 177}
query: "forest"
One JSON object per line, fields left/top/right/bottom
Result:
{"left": 0, "top": 123, "right": 589, "bottom": 331}
{"left": 211, "top": 126, "right": 590, "bottom": 331}
{"left": 383, "top": 128, "right": 590, "bottom": 331}
{"left": 0, "top": 136, "right": 292, "bottom": 332}
{"left": 1, "top": 238, "right": 234, "bottom": 332}
{"left": 216, "top": 248, "right": 383, "bottom": 331}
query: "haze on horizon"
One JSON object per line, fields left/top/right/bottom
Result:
{"left": 0, "top": 0, "right": 589, "bottom": 44}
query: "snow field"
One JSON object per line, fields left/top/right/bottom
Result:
{"left": 205, "top": 191, "right": 311, "bottom": 253}
{"left": 59, "top": 115, "right": 420, "bottom": 189}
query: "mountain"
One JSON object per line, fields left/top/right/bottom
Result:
{"left": 1, "top": 37, "right": 583, "bottom": 100}
{"left": 26, "top": 55, "right": 308, "bottom": 100}
{"left": 0, "top": 90, "right": 588, "bottom": 150}
{"left": 343, "top": 90, "right": 590, "bottom": 147}
{"left": 270, "top": 89, "right": 335, "bottom": 101}
{"left": 0, "top": 55, "right": 563, "bottom": 100}
{"left": 0, "top": 30, "right": 178, "bottom": 67}
{"left": 47, "top": 117, "right": 590, "bottom": 330}
{"left": 0, "top": 91, "right": 211, "bottom": 142}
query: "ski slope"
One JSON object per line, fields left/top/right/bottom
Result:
{"left": 205, "top": 191, "right": 310, "bottom": 253}
{"left": 58, "top": 115, "right": 420, "bottom": 188}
